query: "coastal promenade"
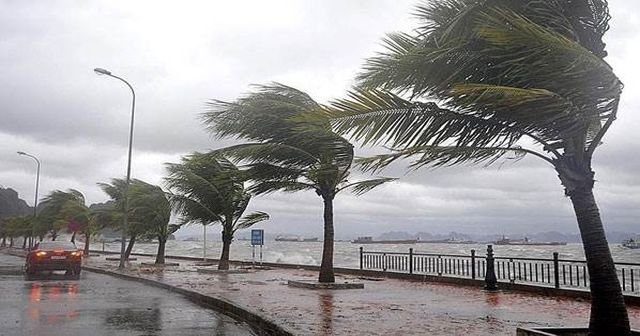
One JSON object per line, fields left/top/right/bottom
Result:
{"left": 80, "top": 253, "right": 640, "bottom": 335}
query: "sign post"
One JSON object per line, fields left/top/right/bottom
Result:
{"left": 251, "top": 229, "right": 264, "bottom": 266}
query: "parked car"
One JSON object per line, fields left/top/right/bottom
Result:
{"left": 25, "top": 241, "right": 83, "bottom": 280}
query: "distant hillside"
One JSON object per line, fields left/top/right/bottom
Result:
{"left": 0, "top": 187, "right": 32, "bottom": 219}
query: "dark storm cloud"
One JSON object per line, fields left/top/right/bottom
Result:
{"left": 1, "top": 0, "right": 639, "bottom": 237}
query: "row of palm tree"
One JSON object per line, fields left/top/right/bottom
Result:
{"left": 1, "top": 153, "right": 266, "bottom": 269}
{"left": 196, "top": 0, "right": 627, "bottom": 334}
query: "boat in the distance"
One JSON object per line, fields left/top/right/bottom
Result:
{"left": 622, "top": 238, "right": 640, "bottom": 249}
{"left": 494, "top": 236, "right": 567, "bottom": 246}
{"left": 275, "top": 235, "right": 319, "bottom": 242}
{"left": 351, "top": 236, "right": 418, "bottom": 244}
{"left": 417, "top": 238, "right": 477, "bottom": 244}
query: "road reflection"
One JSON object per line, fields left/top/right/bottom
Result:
{"left": 104, "top": 297, "right": 162, "bottom": 333}
{"left": 319, "top": 291, "right": 333, "bottom": 336}
{"left": 27, "top": 281, "right": 79, "bottom": 325}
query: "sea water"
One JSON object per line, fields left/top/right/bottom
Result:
{"left": 98, "top": 240, "right": 640, "bottom": 267}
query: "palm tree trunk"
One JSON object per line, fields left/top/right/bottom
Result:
{"left": 83, "top": 233, "right": 91, "bottom": 255}
{"left": 22, "top": 236, "right": 27, "bottom": 249}
{"left": 1, "top": 236, "right": 5, "bottom": 247}
{"left": 124, "top": 234, "right": 136, "bottom": 260}
{"left": 70, "top": 231, "right": 76, "bottom": 244}
{"left": 9, "top": 237, "right": 14, "bottom": 247}
{"left": 570, "top": 187, "right": 630, "bottom": 335}
{"left": 319, "top": 194, "right": 335, "bottom": 283}
{"left": 155, "top": 236, "right": 166, "bottom": 264}
{"left": 218, "top": 228, "right": 232, "bottom": 270}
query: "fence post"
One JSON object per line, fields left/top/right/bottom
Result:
{"left": 359, "top": 246, "right": 363, "bottom": 270}
{"left": 409, "top": 248, "right": 414, "bottom": 274}
{"left": 383, "top": 253, "right": 387, "bottom": 272}
{"left": 553, "top": 252, "right": 560, "bottom": 289}
{"left": 471, "top": 249, "right": 476, "bottom": 280}
{"left": 484, "top": 245, "right": 498, "bottom": 290}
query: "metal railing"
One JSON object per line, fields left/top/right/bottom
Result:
{"left": 359, "top": 246, "right": 640, "bottom": 294}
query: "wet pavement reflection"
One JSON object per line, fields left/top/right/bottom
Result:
{"left": 319, "top": 292, "right": 333, "bottom": 336}
{"left": 0, "top": 253, "right": 255, "bottom": 336}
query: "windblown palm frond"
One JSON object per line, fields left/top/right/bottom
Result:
{"left": 335, "top": 0, "right": 621, "bottom": 168}
{"left": 355, "top": 145, "right": 533, "bottom": 173}
{"left": 235, "top": 211, "right": 269, "bottom": 230}
{"left": 338, "top": 177, "right": 398, "bottom": 196}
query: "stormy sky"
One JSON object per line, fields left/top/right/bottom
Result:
{"left": 1, "top": 0, "right": 639, "bottom": 238}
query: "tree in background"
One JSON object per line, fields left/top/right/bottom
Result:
{"left": 165, "top": 152, "right": 269, "bottom": 270}
{"left": 327, "top": 0, "right": 627, "bottom": 333}
{"left": 203, "top": 84, "right": 394, "bottom": 282}
{"left": 37, "top": 189, "right": 112, "bottom": 254}
{"left": 99, "top": 179, "right": 145, "bottom": 260}
{"left": 127, "top": 182, "right": 178, "bottom": 264}
{"left": 0, "top": 216, "right": 32, "bottom": 248}
{"left": 38, "top": 190, "right": 86, "bottom": 242}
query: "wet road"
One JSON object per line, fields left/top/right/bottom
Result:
{"left": 0, "top": 253, "right": 256, "bottom": 336}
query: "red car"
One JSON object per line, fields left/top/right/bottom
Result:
{"left": 25, "top": 241, "right": 83, "bottom": 280}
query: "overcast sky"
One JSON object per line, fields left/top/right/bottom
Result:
{"left": 1, "top": 0, "right": 638, "bottom": 238}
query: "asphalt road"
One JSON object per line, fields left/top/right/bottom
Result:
{"left": 0, "top": 253, "right": 256, "bottom": 336}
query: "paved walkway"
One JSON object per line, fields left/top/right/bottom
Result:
{"left": 81, "top": 254, "right": 640, "bottom": 336}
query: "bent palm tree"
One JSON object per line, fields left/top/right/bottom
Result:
{"left": 203, "top": 84, "right": 395, "bottom": 282}
{"left": 127, "top": 182, "right": 177, "bottom": 264}
{"left": 39, "top": 189, "right": 110, "bottom": 254}
{"left": 165, "top": 152, "right": 269, "bottom": 270}
{"left": 327, "top": 0, "right": 627, "bottom": 334}
{"left": 98, "top": 179, "right": 157, "bottom": 260}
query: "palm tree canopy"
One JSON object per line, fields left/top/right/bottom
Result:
{"left": 165, "top": 152, "right": 269, "bottom": 233}
{"left": 97, "top": 178, "right": 162, "bottom": 235}
{"left": 327, "top": 0, "right": 621, "bottom": 173}
{"left": 203, "top": 83, "right": 395, "bottom": 197}
{"left": 127, "top": 182, "right": 172, "bottom": 238}
{"left": 38, "top": 189, "right": 88, "bottom": 233}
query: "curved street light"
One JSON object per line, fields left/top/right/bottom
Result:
{"left": 94, "top": 67, "right": 136, "bottom": 269}
{"left": 17, "top": 151, "right": 40, "bottom": 248}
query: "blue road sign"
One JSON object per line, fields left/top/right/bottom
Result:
{"left": 251, "top": 229, "right": 264, "bottom": 246}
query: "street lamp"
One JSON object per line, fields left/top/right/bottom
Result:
{"left": 94, "top": 67, "right": 136, "bottom": 269}
{"left": 17, "top": 151, "right": 40, "bottom": 249}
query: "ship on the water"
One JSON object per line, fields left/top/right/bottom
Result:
{"left": 275, "top": 235, "right": 319, "bottom": 242}
{"left": 351, "top": 236, "right": 418, "bottom": 244}
{"left": 494, "top": 236, "right": 567, "bottom": 246}
{"left": 417, "top": 238, "right": 477, "bottom": 244}
{"left": 622, "top": 238, "right": 640, "bottom": 249}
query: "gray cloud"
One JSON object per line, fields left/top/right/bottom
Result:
{"left": 1, "top": 0, "right": 639, "bottom": 238}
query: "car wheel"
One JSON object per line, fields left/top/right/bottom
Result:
{"left": 67, "top": 266, "right": 81, "bottom": 280}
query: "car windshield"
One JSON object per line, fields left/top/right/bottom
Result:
{"left": 36, "top": 241, "right": 77, "bottom": 250}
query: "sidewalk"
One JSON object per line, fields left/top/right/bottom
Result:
{"left": 83, "top": 253, "right": 640, "bottom": 336}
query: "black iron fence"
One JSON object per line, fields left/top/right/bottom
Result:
{"left": 359, "top": 246, "right": 640, "bottom": 294}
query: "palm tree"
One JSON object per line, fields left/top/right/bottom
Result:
{"left": 38, "top": 189, "right": 109, "bottom": 254}
{"left": 1, "top": 216, "right": 31, "bottom": 248}
{"left": 165, "top": 152, "right": 269, "bottom": 270}
{"left": 98, "top": 179, "right": 153, "bottom": 260}
{"left": 38, "top": 190, "right": 84, "bottom": 241}
{"left": 326, "top": 0, "right": 626, "bottom": 333}
{"left": 202, "top": 84, "right": 395, "bottom": 282}
{"left": 127, "top": 182, "right": 178, "bottom": 264}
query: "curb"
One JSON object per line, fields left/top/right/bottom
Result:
{"left": 82, "top": 265, "right": 294, "bottom": 336}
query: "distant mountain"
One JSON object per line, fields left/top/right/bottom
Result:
{"left": 376, "top": 230, "right": 638, "bottom": 244}
{"left": 377, "top": 231, "right": 418, "bottom": 240}
{"left": 0, "top": 187, "right": 32, "bottom": 219}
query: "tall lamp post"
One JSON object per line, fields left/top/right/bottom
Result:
{"left": 17, "top": 151, "right": 40, "bottom": 249}
{"left": 94, "top": 67, "right": 136, "bottom": 269}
